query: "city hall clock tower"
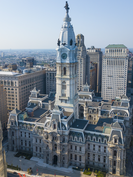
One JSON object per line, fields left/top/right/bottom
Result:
{"left": 55, "top": 2, "right": 78, "bottom": 117}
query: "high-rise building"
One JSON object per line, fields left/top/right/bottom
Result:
{"left": 0, "top": 69, "right": 45, "bottom": 111}
{"left": 0, "top": 84, "right": 8, "bottom": 129}
{"left": 46, "top": 67, "right": 56, "bottom": 94}
{"left": 90, "top": 62, "right": 97, "bottom": 91}
{"left": 87, "top": 46, "right": 102, "bottom": 93}
{"left": 0, "top": 122, "right": 7, "bottom": 177}
{"left": 76, "top": 34, "right": 86, "bottom": 90}
{"left": 102, "top": 44, "right": 128, "bottom": 100}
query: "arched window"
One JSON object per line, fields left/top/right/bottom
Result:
{"left": 62, "top": 81, "right": 66, "bottom": 90}
{"left": 98, "top": 138, "right": 101, "bottom": 143}
{"left": 63, "top": 67, "right": 66, "bottom": 75}
{"left": 70, "top": 39, "right": 73, "bottom": 46}
{"left": 54, "top": 144, "right": 57, "bottom": 150}
{"left": 54, "top": 124, "right": 56, "bottom": 129}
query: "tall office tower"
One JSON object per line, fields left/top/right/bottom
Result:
{"left": 127, "top": 56, "right": 133, "bottom": 96}
{"left": 102, "top": 44, "right": 128, "bottom": 100}
{"left": 90, "top": 62, "right": 97, "bottom": 91}
{"left": 46, "top": 67, "right": 56, "bottom": 94}
{"left": 0, "top": 122, "right": 7, "bottom": 177}
{"left": 87, "top": 46, "right": 102, "bottom": 94}
{"left": 76, "top": 34, "right": 86, "bottom": 90}
{"left": 0, "top": 85, "right": 8, "bottom": 129}
{"left": 0, "top": 69, "right": 45, "bottom": 111}
{"left": 55, "top": 1, "right": 78, "bottom": 115}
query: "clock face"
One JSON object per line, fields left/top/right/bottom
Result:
{"left": 61, "top": 53, "right": 67, "bottom": 59}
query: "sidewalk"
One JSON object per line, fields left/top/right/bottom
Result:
{"left": 31, "top": 157, "right": 73, "bottom": 173}
{"left": 6, "top": 151, "right": 36, "bottom": 171}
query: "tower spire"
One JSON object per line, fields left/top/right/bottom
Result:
{"left": 64, "top": 1, "right": 70, "bottom": 15}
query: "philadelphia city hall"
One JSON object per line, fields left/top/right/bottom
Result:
{"left": 7, "top": 2, "right": 131, "bottom": 176}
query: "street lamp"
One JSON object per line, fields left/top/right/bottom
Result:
{"left": 19, "top": 159, "right": 22, "bottom": 171}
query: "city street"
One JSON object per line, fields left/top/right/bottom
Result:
{"left": 8, "top": 172, "right": 19, "bottom": 177}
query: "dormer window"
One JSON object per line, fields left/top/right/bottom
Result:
{"left": 79, "top": 137, "right": 82, "bottom": 142}
{"left": 88, "top": 136, "right": 90, "bottom": 141}
{"left": 104, "top": 139, "right": 107, "bottom": 144}
{"left": 74, "top": 137, "right": 77, "bottom": 141}
{"left": 114, "top": 138, "right": 117, "bottom": 143}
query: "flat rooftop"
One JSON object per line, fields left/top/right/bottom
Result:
{"left": 71, "top": 119, "right": 88, "bottom": 129}
{"left": 0, "top": 71, "right": 21, "bottom": 76}
{"left": 42, "top": 96, "right": 55, "bottom": 103}
{"left": 24, "top": 117, "right": 39, "bottom": 122}
{"left": 85, "top": 117, "right": 113, "bottom": 133}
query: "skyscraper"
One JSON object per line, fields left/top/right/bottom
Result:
{"left": 102, "top": 44, "right": 128, "bottom": 100}
{"left": 76, "top": 34, "right": 86, "bottom": 90}
{"left": 87, "top": 46, "right": 102, "bottom": 93}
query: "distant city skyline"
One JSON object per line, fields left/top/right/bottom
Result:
{"left": 0, "top": 0, "right": 133, "bottom": 49}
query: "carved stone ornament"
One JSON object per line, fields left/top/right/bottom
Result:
{"left": 44, "top": 132, "right": 48, "bottom": 139}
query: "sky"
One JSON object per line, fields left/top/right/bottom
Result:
{"left": 0, "top": 0, "right": 133, "bottom": 49}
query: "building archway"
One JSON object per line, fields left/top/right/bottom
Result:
{"left": 53, "top": 155, "right": 58, "bottom": 165}
{"left": 79, "top": 105, "right": 84, "bottom": 119}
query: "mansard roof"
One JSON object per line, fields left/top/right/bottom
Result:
{"left": 112, "top": 121, "right": 122, "bottom": 129}
{"left": 110, "top": 109, "right": 128, "bottom": 116}
{"left": 106, "top": 44, "right": 127, "bottom": 49}
{"left": 10, "top": 108, "right": 21, "bottom": 115}
{"left": 69, "top": 131, "right": 83, "bottom": 139}
{"left": 109, "top": 129, "right": 123, "bottom": 144}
